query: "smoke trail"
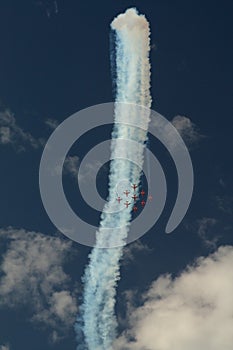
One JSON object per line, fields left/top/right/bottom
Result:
{"left": 145, "top": 138, "right": 151, "bottom": 189}
{"left": 75, "top": 8, "right": 152, "bottom": 349}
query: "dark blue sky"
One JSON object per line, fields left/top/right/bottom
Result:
{"left": 0, "top": 1, "right": 232, "bottom": 349}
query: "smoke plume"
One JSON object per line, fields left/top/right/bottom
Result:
{"left": 75, "top": 8, "right": 152, "bottom": 349}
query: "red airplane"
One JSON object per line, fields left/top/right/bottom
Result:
{"left": 124, "top": 201, "right": 131, "bottom": 208}
{"left": 132, "top": 206, "right": 138, "bottom": 212}
{"left": 132, "top": 194, "right": 138, "bottom": 202}
{"left": 124, "top": 190, "right": 130, "bottom": 197}
{"left": 131, "top": 184, "right": 138, "bottom": 191}
{"left": 140, "top": 189, "right": 146, "bottom": 196}
{"left": 116, "top": 196, "right": 122, "bottom": 203}
{"left": 141, "top": 200, "right": 146, "bottom": 207}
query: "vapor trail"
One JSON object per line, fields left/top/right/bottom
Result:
{"left": 75, "top": 8, "right": 152, "bottom": 349}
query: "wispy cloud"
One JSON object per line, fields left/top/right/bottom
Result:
{"left": 45, "top": 118, "right": 59, "bottom": 130}
{"left": 197, "top": 217, "right": 219, "bottom": 249}
{"left": 114, "top": 245, "right": 233, "bottom": 350}
{"left": 64, "top": 155, "right": 80, "bottom": 179}
{"left": 36, "top": 0, "right": 59, "bottom": 19}
{"left": 185, "top": 217, "right": 220, "bottom": 249}
{"left": 45, "top": 155, "right": 100, "bottom": 184}
{"left": 64, "top": 156, "right": 106, "bottom": 186}
{"left": 79, "top": 160, "right": 108, "bottom": 184}
{"left": 122, "top": 240, "right": 152, "bottom": 265}
{"left": 171, "top": 115, "right": 204, "bottom": 149}
{"left": 0, "top": 109, "right": 44, "bottom": 151}
{"left": 215, "top": 195, "right": 233, "bottom": 216}
{"left": 0, "top": 345, "right": 10, "bottom": 350}
{"left": 0, "top": 228, "right": 77, "bottom": 341}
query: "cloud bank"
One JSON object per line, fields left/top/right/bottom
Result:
{"left": 0, "top": 228, "right": 77, "bottom": 341}
{"left": 114, "top": 245, "right": 233, "bottom": 350}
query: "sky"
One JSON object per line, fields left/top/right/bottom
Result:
{"left": 0, "top": 1, "right": 233, "bottom": 349}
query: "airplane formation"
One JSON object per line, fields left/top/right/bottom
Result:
{"left": 116, "top": 183, "right": 152, "bottom": 211}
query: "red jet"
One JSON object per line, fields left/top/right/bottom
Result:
{"left": 131, "top": 184, "right": 138, "bottom": 191}
{"left": 116, "top": 196, "right": 122, "bottom": 203}
{"left": 132, "top": 194, "right": 138, "bottom": 202}
{"left": 132, "top": 206, "right": 138, "bottom": 212}
{"left": 124, "top": 201, "right": 131, "bottom": 208}
{"left": 141, "top": 200, "right": 146, "bottom": 207}
{"left": 140, "top": 189, "right": 146, "bottom": 196}
{"left": 124, "top": 190, "right": 130, "bottom": 197}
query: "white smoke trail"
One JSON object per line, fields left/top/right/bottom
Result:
{"left": 75, "top": 8, "right": 152, "bottom": 349}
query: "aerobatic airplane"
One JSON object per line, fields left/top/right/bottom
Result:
{"left": 131, "top": 184, "right": 138, "bottom": 190}
{"left": 132, "top": 194, "right": 138, "bottom": 202}
{"left": 124, "top": 190, "right": 130, "bottom": 197}
{"left": 116, "top": 196, "right": 122, "bottom": 203}
{"left": 124, "top": 201, "right": 131, "bottom": 208}
{"left": 132, "top": 206, "right": 138, "bottom": 212}
{"left": 140, "top": 189, "right": 146, "bottom": 196}
{"left": 141, "top": 200, "right": 146, "bottom": 206}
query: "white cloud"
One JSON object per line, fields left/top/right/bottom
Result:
{"left": 0, "top": 109, "right": 44, "bottom": 150}
{"left": 114, "top": 246, "right": 233, "bottom": 350}
{"left": 0, "top": 228, "right": 77, "bottom": 340}
{"left": 171, "top": 115, "right": 204, "bottom": 148}
{"left": 50, "top": 290, "right": 78, "bottom": 323}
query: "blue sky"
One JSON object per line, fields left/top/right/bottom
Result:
{"left": 0, "top": 1, "right": 232, "bottom": 349}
